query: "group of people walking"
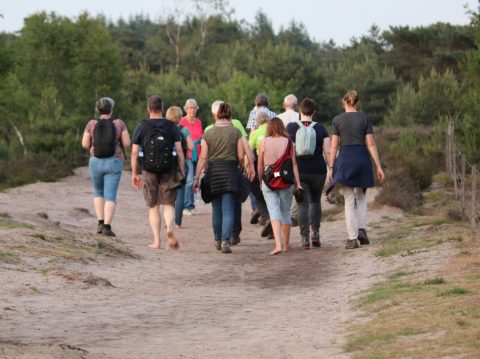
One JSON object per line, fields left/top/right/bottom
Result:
{"left": 82, "top": 90, "right": 385, "bottom": 255}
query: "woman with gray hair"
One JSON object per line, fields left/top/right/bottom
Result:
{"left": 82, "top": 97, "right": 130, "bottom": 236}
{"left": 179, "top": 99, "right": 204, "bottom": 216}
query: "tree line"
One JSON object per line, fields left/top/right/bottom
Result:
{"left": 0, "top": 2, "right": 479, "bottom": 190}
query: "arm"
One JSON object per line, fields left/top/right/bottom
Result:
{"left": 175, "top": 141, "right": 185, "bottom": 175}
{"left": 186, "top": 136, "right": 194, "bottom": 151}
{"left": 121, "top": 130, "right": 131, "bottom": 148}
{"left": 81, "top": 131, "right": 91, "bottom": 149}
{"left": 241, "top": 137, "right": 255, "bottom": 181}
{"left": 328, "top": 135, "right": 339, "bottom": 183}
{"left": 193, "top": 139, "right": 208, "bottom": 192}
{"left": 366, "top": 134, "right": 385, "bottom": 183}
{"left": 257, "top": 140, "right": 265, "bottom": 188}
{"left": 291, "top": 145, "right": 302, "bottom": 190}
{"left": 131, "top": 144, "right": 142, "bottom": 188}
{"left": 237, "top": 137, "right": 245, "bottom": 166}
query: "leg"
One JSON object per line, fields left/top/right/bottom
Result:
{"left": 231, "top": 199, "right": 242, "bottom": 245}
{"left": 298, "top": 179, "right": 311, "bottom": 248}
{"left": 262, "top": 183, "right": 283, "bottom": 254}
{"left": 221, "top": 192, "right": 235, "bottom": 243}
{"left": 309, "top": 174, "right": 326, "bottom": 246}
{"left": 281, "top": 224, "right": 291, "bottom": 252}
{"left": 102, "top": 157, "right": 123, "bottom": 226}
{"left": 104, "top": 201, "right": 116, "bottom": 225}
{"left": 354, "top": 187, "right": 368, "bottom": 230}
{"left": 88, "top": 157, "right": 105, "bottom": 222}
{"left": 163, "top": 204, "right": 178, "bottom": 249}
{"left": 175, "top": 184, "right": 185, "bottom": 227}
{"left": 148, "top": 205, "right": 162, "bottom": 249}
{"left": 184, "top": 159, "right": 196, "bottom": 211}
{"left": 93, "top": 197, "right": 105, "bottom": 221}
{"left": 211, "top": 195, "right": 223, "bottom": 242}
{"left": 341, "top": 186, "right": 357, "bottom": 240}
{"left": 270, "top": 220, "right": 283, "bottom": 254}
{"left": 278, "top": 186, "right": 294, "bottom": 251}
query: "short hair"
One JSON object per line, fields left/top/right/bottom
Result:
{"left": 165, "top": 106, "right": 183, "bottom": 124}
{"left": 299, "top": 98, "right": 317, "bottom": 116}
{"left": 184, "top": 98, "right": 199, "bottom": 111}
{"left": 148, "top": 95, "right": 163, "bottom": 113}
{"left": 217, "top": 102, "right": 232, "bottom": 120}
{"left": 255, "top": 93, "right": 269, "bottom": 107}
{"left": 256, "top": 111, "right": 269, "bottom": 125}
{"left": 211, "top": 100, "right": 224, "bottom": 117}
{"left": 343, "top": 90, "right": 359, "bottom": 107}
{"left": 96, "top": 97, "right": 114, "bottom": 115}
{"left": 283, "top": 94, "right": 298, "bottom": 108}
{"left": 266, "top": 117, "right": 288, "bottom": 138}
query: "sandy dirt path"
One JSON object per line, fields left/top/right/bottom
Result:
{"left": 0, "top": 167, "right": 403, "bottom": 358}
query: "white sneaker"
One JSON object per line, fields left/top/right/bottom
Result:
{"left": 183, "top": 209, "right": 193, "bottom": 216}
{"left": 190, "top": 209, "right": 197, "bottom": 215}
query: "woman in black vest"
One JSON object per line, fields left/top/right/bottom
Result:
{"left": 327, "top": 91, "right": 385, "bottom": 249}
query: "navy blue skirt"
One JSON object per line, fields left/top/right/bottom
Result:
{"left": 326, "top": 145, "right": 374, "bottom": 194}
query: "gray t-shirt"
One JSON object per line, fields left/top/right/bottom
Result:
{"left": 332, "top": 112, "right": 373, "bottom": 145}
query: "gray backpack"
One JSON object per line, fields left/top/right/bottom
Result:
{"left": 294, "top": 119, "right": 317, "bottom": 157}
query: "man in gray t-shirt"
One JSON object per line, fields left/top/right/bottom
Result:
{"left": 332, "top": 112, "right": 373, "bottom": 145}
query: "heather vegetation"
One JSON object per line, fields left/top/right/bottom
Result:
{"left": 0, "top": 1, "right": 479, "bottom": 209}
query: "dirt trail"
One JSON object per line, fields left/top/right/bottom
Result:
{"left": 0, "top": 167, "right": 404, "bottom": 358}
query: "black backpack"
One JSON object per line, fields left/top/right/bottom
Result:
{"left": 141, "top": 119, "right": 174, "bottom": 173}
{"left": 93, "top": 118, "right": 116, "bottom": 158}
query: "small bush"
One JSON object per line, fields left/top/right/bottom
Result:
{"left": 37, "top": 212, "right": 48, "bottom": 219}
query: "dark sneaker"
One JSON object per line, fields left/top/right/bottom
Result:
{"left": 101, "top": 226, "right": 116, "bottom": 237}
{"left": 301, "top": 238, "right": 310, "bottom": 250}
{"left": 345, "top": 239, "right": 359, "bottom": 249}
{"left": 97, "top": 223, "right": 104, "bottom": 234}
{"left": 250, "top": 210, "right": 260, "bottom": 225}
{"left": 259, "top": 216, "right": 267, "bottom": 226}
{"left": 231, "top": 234, "right": 241, "bottom": 246}
{"left": 261, "top": 221, "right": 273, "bottom": 238}
{"left": 358, "top": 228, "right": 370, "bottom": 245}
{"left": 311, "top": 240, "right": 321, "bottom": 248}
{"left": 291, "top": 217, "right": 299, "bottom": 227}
{"left": 221, "top": 242, "right": 232, "bottom": 253}
{"left": 215, "top": 241, "right": 222, "bottom": 251}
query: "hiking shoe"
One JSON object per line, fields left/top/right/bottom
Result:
{"left": 97, "top": 223, "right": 104, "bottom": 234}
{"left": 221, "top": 242, "right": 232, "bottom": 253}
{"left": 358, "top": 228, "right": 370, "bottom": 245}
{"left": 215, "top": 241, "right": 222, "bottom": 251}
{"left": 101, "top": 226, "right": 116, "bottom": 237}
{"left": 231, "top": 234, "right": 241, "bottom": 245}
{"left": 183, "top": 209, "right": 195, "bottom": 216}
{"left": 345, "top": 239, "right": 359, "bottom": 249}
{"left": 301, "top": 238, "right": 310, "bottom": 250}
{"left": 250, "top": 210, "right": 260, "bottom": 225}
{"left": 261, "top": 221, "right": 273, "bottom": 238}
{"left": 311, "top": 239, "right": 321, "bottom": 248}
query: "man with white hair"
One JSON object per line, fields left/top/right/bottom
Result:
{"left": 277, "top": 94, "right": 299, "bottom": 128}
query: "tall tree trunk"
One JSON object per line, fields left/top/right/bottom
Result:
{"left": 8, "top": 119, "right": 27, "bottom": 158}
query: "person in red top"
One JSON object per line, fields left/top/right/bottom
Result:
{"left": 179, "top": 98, "right": 204, "bottom": 215}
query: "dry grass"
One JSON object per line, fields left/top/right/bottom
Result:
{"left": 346, "top": 180, "right": 480, "bottom": 358}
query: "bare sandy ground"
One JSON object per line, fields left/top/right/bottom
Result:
{"left": 0, "top": 167, "right": 410, "bottom": 358}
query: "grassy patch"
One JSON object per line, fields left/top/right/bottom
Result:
{"left": 0, "top": 217, "right": 34, "bottom": 229}
{"left": 423, "top": 277, "right": 445, "bottom": 285}
{"left": 37, "top": 212, "right": 49, "bottom": 219}
{"left": 387, "top": 271, "right": 410, "bottom": 280}
{"left": 0, "top": 251, "right": 17, "bottom": 262}
{"left": 438, "top": 287, "right": 469, "bottom": 297}
{"left": 0, "top": 212, "right": 10, "bottom": 218}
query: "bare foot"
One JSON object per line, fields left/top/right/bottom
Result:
{"left": 148, "top": 242, "right": 161, "bottom": 249}
{"left": 270, "top": 248, "right": 282, "bottom": 255}
{"left": 283, "top": 245, "right": 290, "bottom": 253}
{"left": 167, "top": 231, "right": 179, "bottom": 250}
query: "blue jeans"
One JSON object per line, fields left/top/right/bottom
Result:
{"left": 211, "top": 192, "right": 235, "bottom": 243}
{"left": 261, "top": 182, "right": 293, "bottom": 224}
{"left": 88, "top": 156, "right": 123, "bottom": 203}
{"left": 233, "top": 199, "right": 242, "bottom": 236}
{"left": 175, "top": 184, "right": 186, "bottom": 226}
{"left": 184, "top": 159, "right": 196, "bottom": 210}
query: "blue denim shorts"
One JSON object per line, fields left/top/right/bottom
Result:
{"left": 88, "top": 156, "right": 123, "bottom": 203}
{"left": 261, "top": 181, "right": 293, "bottom": 224}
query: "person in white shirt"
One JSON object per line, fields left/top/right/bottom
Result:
{"left": 277, "top": 94, "right": 299, "bottom": 128}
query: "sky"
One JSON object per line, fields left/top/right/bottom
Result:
{"left": 0, "top": 0, "right": 478, "bottom": 45}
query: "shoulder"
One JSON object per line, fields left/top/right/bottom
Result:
{"left": 84, "top": 119, "right": 97, "bottom": 132}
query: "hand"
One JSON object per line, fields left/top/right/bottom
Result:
{"left": 132, "top": 174, "right": 143, "bottom": 189}
{"left": 296, "top": 184, "right": 303, "bottom": 191}
{"left": 193, "top": 178, "right": 200, "bottom": 193}
{"left": 376, "top": 168, "right": 385, "bottom": 183}
{"left": 247, "top": 165, "right": 255, "bottom": 181}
